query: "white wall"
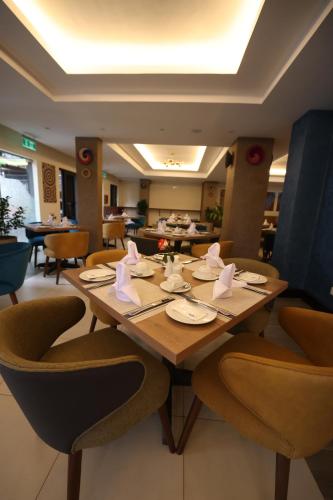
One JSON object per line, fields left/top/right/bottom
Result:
{"left": 149, "top": 182, "right": 202, "bottom": 210}
{"left": 118, "top": 180, "right": 140, "bottom": 207}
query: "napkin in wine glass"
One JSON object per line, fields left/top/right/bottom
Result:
{"left": 112, "top": 262, "right": 141, "bottom": 304}
{"left": 121, "top": 241, "right": 141, "bottom": 265}
{"left": 213, "top": 263, "right": 245, "bottom": 299}
{"left": 187, "top": 222, "right": 196, "bottom": 234}
{"left": 203, "top": 242, "right": 224, "bottom": 268}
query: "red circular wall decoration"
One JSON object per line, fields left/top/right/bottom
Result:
{"left": 77, "top": 147, "right": 93, "bottom": 165}
{"left": 246, "top": 145, "right": 265, "bottom": 165}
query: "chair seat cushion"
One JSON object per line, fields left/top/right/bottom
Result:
{"left": 44, "top": 248, "right": 56, "bottom": 258}
{"left": 41, "top": 328, "right": 169, "bottom": 452}
{"left": 193, "top": 333, "right": 311, "bottom": 458}
{"left": 90, "top": 300, "right": 118, "bottom": 327}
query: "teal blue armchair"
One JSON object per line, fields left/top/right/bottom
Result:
{"left": 0, "top": 242, "right": 31, "bottom": 304}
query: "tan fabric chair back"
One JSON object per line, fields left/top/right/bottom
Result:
{"left": 44, "top": 232, "right": 89, "bottom": 260}
{"left": 191, "top": 240, "right": 234, "bottom": 259}
{"left": 103, "top": 222, "right": 125, "bottom": 239}
{"left": 223, "top": 257, "right": 279, "bottom": 278}
{"left": 86, "top": 249, "right": 127, "bottom": 266}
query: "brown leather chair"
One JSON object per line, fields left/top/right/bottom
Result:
{"left": 103, "top": 222, "right": 125, "bottom": 249}
{"left": 44, "top": 232, "right": 89, "bottom": 284}
{"left": 0, "top": 297, "right": 175, "bottom": 500}
{"left": 191, "top": 240, "right": 234, "bottom": 259}
{"left": 86, "top": 249, "right": 127, "bottom": 332}
{"left": 223, "top": 258, "right": 279, "bottom": 337}
{"left": 177, "top": 307, "right": 333, "bottom": 500}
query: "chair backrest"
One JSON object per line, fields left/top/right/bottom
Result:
{"left": 223, "top": 257, "right": 279, "bottom": 278}
{"left": 130, "top": 236, "right": 159, "bottom": 256}
{"left": 86, "top": 249, "right": 127, "bottom": 266}
{"left": 0, "top": 242, "right": 31, "bottom": 295}
{"left": 0, "top": 297, "right": 145, "bottom": 454}
{"left": 103, "top": 222, "right": 125, "bottom": 239}
{"left": 44, "top": 232, "right": 89, "bottom": 259}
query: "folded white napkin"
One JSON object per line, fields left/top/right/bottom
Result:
{"left": 171, "top": 300, "right": 207, "bottom": 321}
{"left": 108, "top": 214, "right": 114, "bottom": 220}
{"left": 187, "top": 222, "right": 196, "bottom": 234}
{"left": 112, "top": 262, "right": 141, "bottom": 305}
{"left": 62, "top": 217, "right": 69, "bottom": 227}
{"left": 203, "top": 242, "right": 224, "bottom": 268}
{"left": 122, "top": 241, "right": 141, "bottom": 265}
{"left": 122, "top": 211, "right": 128, "bottom": 217}
{"left": 213, "top": 263, "right": 245, "bottom": 299}
{"left": 157, "top": 220, "right": 166, "bottom": 232}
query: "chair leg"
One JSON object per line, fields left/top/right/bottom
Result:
{"left": 74, "top": 257, "right": 78, "bottom": 266}
{"left": 81, "top": 257, "right": 86, "bottom": 266}
{"left": 176, "top": 396, "right": 202, "bottom": 455}
{"left": 29, "top": 245, "right": 33, "bottom": 262}
{"left": 9, "top": 292, "right": 18, "bottom": 305}
{"left": 275, "top": 453, "right": 290, "bottom": 500}
{"left": 44, "top": 256, "right": 49, "bottom": 277}
{"left": 89, "top": 315, "right": 97, "bottom": 333}
{"left": 158, "top": 404, "right": 176, "bottom": 454}
{"left": 34, "top": 246, "right": 38, "bottom": 267}
{"left": 121, "top": 238, "right": 125, "bottom": 250}
{"left": 56, "top": 259, "right": 62, "bottom": 285}
{"left": 67, "top": 450, "right": 82, "bottom": 500}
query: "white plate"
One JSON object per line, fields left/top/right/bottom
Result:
{"left": 192, "top": 270, "right": 218, "bottom": 281}
{"left": 238, "top": 272, "right": 268, "bottom": 284}
{"left": 79, "top": 269, "right": 115, "bottom": 282}
{"left": 130, "top": 269, "right": 155, "bottom": 278}
{"left": 165, "top": 299, "right": 217, "bottom": 324}
{"left": 160, "top": 281, "right": 192, "bottom": 293}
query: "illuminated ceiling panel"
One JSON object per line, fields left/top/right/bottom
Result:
{"left": 134, "top": 144, "right": 206, "bottom": 171}
{"left": 4, "top": 0, "right": 265, "bottom": 74}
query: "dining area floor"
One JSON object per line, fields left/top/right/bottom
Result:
{"left": 0, "top": 250, "right": 330, "bottom": 500}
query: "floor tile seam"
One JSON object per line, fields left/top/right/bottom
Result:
{"left": 35, "top": 452, "right": 60, "bottom": 499}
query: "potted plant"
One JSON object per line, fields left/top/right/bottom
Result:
{"left": 0, "top": 195, "right": 25, "bottom": 244}
{"left": 205, "top": 205, "right": 223, "bottom": 228}
{"left": 137, "top": 199, "right": 148, "bottom": 216}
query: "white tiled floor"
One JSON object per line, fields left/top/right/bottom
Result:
{"left": 0, "top": 260, "right": 323, "bottom": 500}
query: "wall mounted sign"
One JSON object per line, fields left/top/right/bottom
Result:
{"left": 77, "top": 147, "right": 93, "bottom": 165}
{"left": 42, "top": 163, "right": 56, "bottom": 203}
{"left": 246, "top": 145, "right": 265, "bottom": 165}
{"left": 22, "top": 136, "right": 36, "bottom": 151}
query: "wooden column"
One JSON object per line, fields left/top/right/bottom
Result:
{"left": 75, "top": 137, "right": 103, "bottom": 252}
{"left": 221, "top": 137, "right": 273, "bottom": 258}
{"left": 200, "top": 182, "right": 219, "bottom": 221}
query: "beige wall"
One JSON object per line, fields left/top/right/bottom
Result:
{"left": 0, "top": 123, "right": 75, "bottom": 222}
{"left": 118, "top": 180, "right": 140, "bottom": 207}
{"left": 102, "top": 173, "right": 119, "bottom": 207}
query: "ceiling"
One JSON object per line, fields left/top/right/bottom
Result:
{"left": 0, "top": 0, "right": 332, "bottom": 182}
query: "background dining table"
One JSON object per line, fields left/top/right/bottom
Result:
{"left": 143, "top": 228, "right": 218, "bottom": 252}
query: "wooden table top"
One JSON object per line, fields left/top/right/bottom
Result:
{"left": 63, "top": 259, "right": 287, "bottom": 365}
{"left": 143, "top": 229, "right": 217, "bottom": 242}
{"left": 25, "top": 224, "right": 82, "bottom": 233}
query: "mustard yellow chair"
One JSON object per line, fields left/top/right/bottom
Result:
{"left": 177, "top": 307, "right": 333, "bottom": 500}
{"left": 0, "top": 297, "right": 175, "bottom": 500}
{"left": 191, "top": 240, "right": 234, "bottom": 259}
{"left": 44, "top": 232, "right": 89, "bottom": 284}
{"left": 223, "top": 257, "right": 279, "bottom": 337}
{"left": 103, "top": 222, "right": 125, "bottom": 249}
{"left": 86, "top": 249, "right": 127, "bottom": 332}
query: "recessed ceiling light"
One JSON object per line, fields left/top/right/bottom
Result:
{"left": 159, "top": 128, "right": 165, "bottom": 132}
{"left": 192, "top": 129, "right": 202, "bottom": 134}
{"left": 4, "top": 0, "right": 265, "bottom": 74}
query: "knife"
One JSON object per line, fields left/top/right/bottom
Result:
{"left": 182, "top": 295, "right": 236, "bottom": 318}
{"left": 125, "top": 297, "right": 175, "bottom": 319}
{"left": 85, "top": 278, "right": 116, "bottom": 289}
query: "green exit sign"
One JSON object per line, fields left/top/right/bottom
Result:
{"left": 22, "top": 136, "right": 36, "bottom": 151}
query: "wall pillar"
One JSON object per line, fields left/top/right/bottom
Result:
{"left": 75, "top": 137, "right": 103, "bottom": 252}
{"left": 221, "top": 137, "right": 274, "bottom": 258}
{"left": 273, "top": 110, "right": 333, "bottom": 310}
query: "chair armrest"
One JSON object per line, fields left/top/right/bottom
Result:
{"left": 0, "top": 296, "right": 85, "bottom": 361}
{"left": 0, "top": 354, "right": 146, "bottom": 454}
{"left": 279, "top": 307, "right": 333, "bottom": 365}
{"left": 219, "top": 352, "right": 333, "bottom": 457}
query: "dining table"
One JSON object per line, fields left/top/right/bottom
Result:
{"left": 64, "top": 255, "right": 287, "bottom": 435}
{"left": 24, "top": 223, "right": 82, "bottom": 233}
{"left": 143, "top": 228, "right": 218, "bottom": 252}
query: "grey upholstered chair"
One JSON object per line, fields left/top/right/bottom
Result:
{"left": 0, "top": 297, "right": 175, "bottom": 500}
